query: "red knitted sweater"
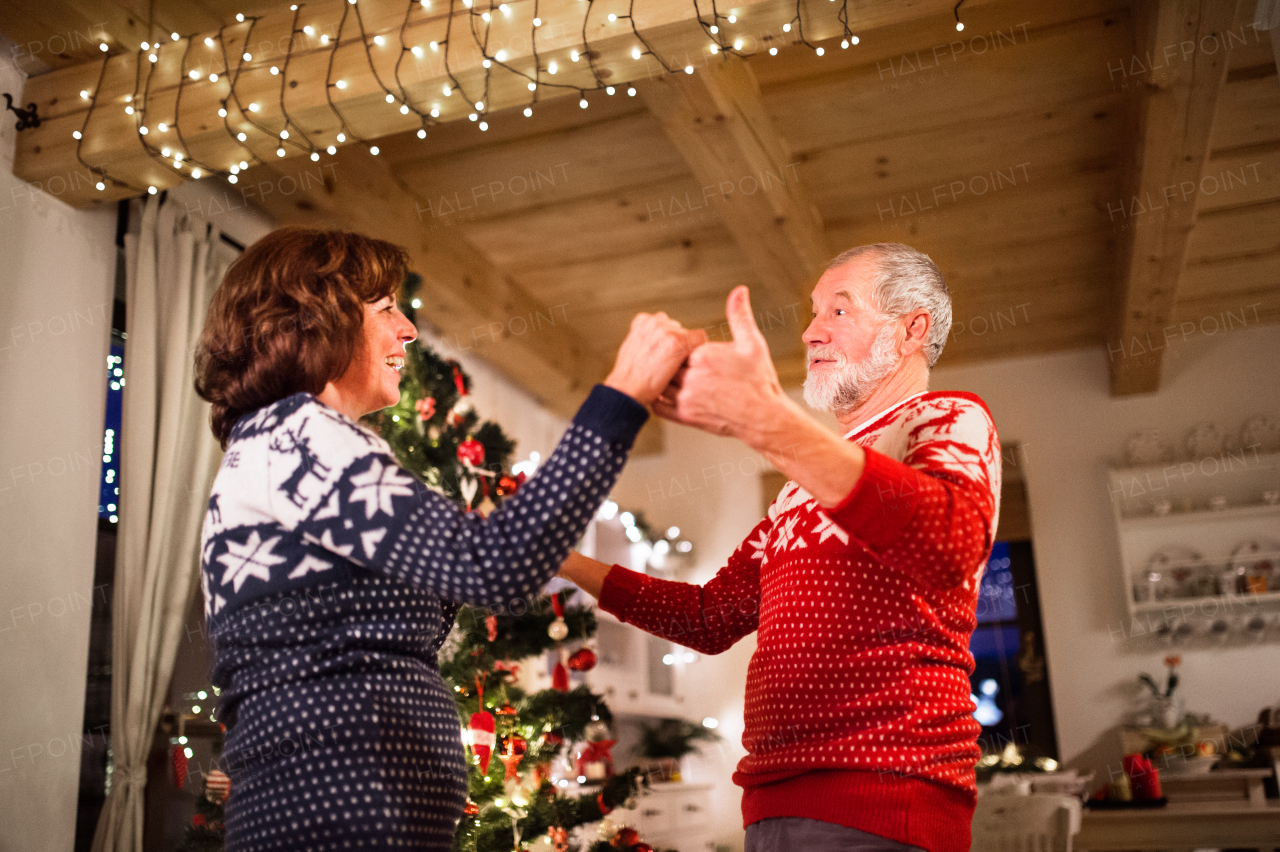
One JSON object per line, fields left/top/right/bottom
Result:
{"left": 599, "top": 391, "right": 1001, "bottom": 852}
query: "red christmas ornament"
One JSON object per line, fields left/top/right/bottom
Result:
{"left": 457, "top": 438, "right": 485, "bottom": 467}
{"left": 552, "top": 660, "right": 570, "bottom": 692}
{"left": 485, "top": 614, "right": 498, "bottom": 642}
{"left": 574, "top": 739, "right": 616, "bottom": 781}
{"left": 415, "top": 397, "right": 436, "bottom": 421}
{"left": 496, "top": 474, "right": 520, "bottom": 496}
{"left": 567, "top": 647, "right": 597, "bottom": 672}
{"left": 506, "top": 734, "right": 528, "bottom": 757}
{"left": 610, "top": 827, "right": 640, "bottom": 847}
{"left": 450, "top": 362, "right": 468, "bottom": 395}
{"left": 468, "top": 676, "right": 496, "bottom": 772}
{"left": 496, "top": 703, "right": 518, "bottom": 717}
{"left": 596, "top": 792, "right": 613, "bottom": 815}
{"left": 499, "top": 745, "right": 524, "bottom": 782}
{"left": 463, "top": 799, "right": 480, "bottom": 816}
{"left": 548, "top": 826, "right": 569, "bottom": 852}
{"left": 171, "top": 745, "right": 188, "bottom": 789}
{"left": 493, "top": 661, "right": 520, "bottom": 681}
{"left": 205, "top": 768, "right": 231, "bottom": 803}
{"left": 469, "top": 710, "right": 496, "bottom": 772}
{"left": 541, "top": 730, "right": 564, "bottom": 747}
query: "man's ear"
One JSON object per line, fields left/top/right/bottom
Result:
{"left": 902, "top": 309, "right": 931, "bottom": 356}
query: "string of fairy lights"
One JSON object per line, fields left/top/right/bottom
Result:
{"left": 65, "top": 0, "right": 930, "bottom": 196}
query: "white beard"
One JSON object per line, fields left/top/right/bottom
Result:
{"left": 803, "top": 322, "right": 900, "bottom": 414}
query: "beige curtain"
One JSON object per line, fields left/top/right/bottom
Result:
{"left": 92, "top": 196, "right": 233, "bottom": 852}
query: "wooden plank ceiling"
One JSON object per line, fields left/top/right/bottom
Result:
{"left": 3, "top": 0, "right": 1277, "bottom": 419}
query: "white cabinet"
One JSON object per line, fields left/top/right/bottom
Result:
{"left": 1108, "top": 449, "right": 1280, "bottom": 644}
{"left": 613, "top": 783, "right": 716, "bottom": 852}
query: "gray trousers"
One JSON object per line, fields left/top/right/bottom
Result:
{"left": 744, "top": 817, "right": 928, "bottom": 852}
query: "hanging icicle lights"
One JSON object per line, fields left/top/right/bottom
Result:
{"left": 66, "top": 0, "right": 858, "bottom": 194}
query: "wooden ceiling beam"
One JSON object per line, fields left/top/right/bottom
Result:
{"left": 12, "top": 0, "right": 892, "bottom": 209}
{"left": 638, "top": 54, "right": 828, "bottom": 360}
{"left": 241, "top": 148, "right": 594, "bottom": 422}
{"left": 1107, "top": 0, "right": 1242, "bottom": 395}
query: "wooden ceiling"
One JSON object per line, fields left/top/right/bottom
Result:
{"left": 4, "top": 0, "right": 1278, "bottom": 422}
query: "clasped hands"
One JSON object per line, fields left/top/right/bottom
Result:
{"left": 604, "top": 286, "right": 796, "bottom": 452}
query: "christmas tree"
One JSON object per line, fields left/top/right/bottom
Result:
{"left": 373, "top": 275, "right": 661, "bottom": 852}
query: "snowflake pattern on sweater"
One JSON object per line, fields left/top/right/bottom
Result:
{"left": 198, "top": 386, "right": 646, "bottom": 851}
{"left": 599, "top": 391, "right": 1000, "bottom": 852}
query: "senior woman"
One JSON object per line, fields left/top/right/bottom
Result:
{"left": 193, "top": 227, "right": 700, "bottom": 851}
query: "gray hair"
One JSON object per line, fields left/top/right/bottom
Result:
{"left": 827, "top": 243, "right": 952, "bottom": 368}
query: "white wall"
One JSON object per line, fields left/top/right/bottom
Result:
{"left": 930, "top": 322, "right": 1280, "bottom": 780}
{"left": 0, "top": 46, "right": 118, "bottom": 852}
{"left": 600, "top": 321, "right": 1280, "bottom": 850}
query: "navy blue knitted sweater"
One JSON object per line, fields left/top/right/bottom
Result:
{"left": 197, "top": 384, "right": 646, "bottom": 851}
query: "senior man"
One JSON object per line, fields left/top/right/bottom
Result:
{"left": 560, "top": 244, "right": 1002, "bottom": 852}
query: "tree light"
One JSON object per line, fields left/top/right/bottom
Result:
{"left": 276, "top": 147, "right": 285, "bottom": 157}
{"left": 327, "top": 145, "right": 337, "bottom": 154}
{"left": 956, "top": 21, "right": 965, "bottom": 31}
{"left": 627, "top": 86, "right": 636, "bottom": 96}
{"left": 370, "top": 145, "right": 380, "bottom": 155}
{"left": 684, "top": 65, "right": 694, "bottom": 74}
{"left": 533, "top": 16, "right": 541, "bottom": 25}
{"left": 478, "top": 121, "right": 488, "bottom": 131}
{"left": 237, "top": 132, "right": 247, "bottom": 141}
{"left": 337, "top": 132, "right": 346, "bottom": 142}
{"left": 631, "top": 47, "right": 641, "bottom": 60}
{"left": 417, "top": 128, "right": 426, "bottom": 138}
{"left": 72, "top": 130, "right": 82, "bottom": 139}
{"left": 579, "top": 97, "right": 588, "bottom": 108}
{"left": 385, "top": 93, "right": 395, "bottom": 103}
{"left": 158, "top": 122, "right": 168, "bottom": 132}
{"left": 728, "top": 14, "right": 736, "bottom": 22}
{"left": 335, "top": 79, "right": 347, "bottom": 89}
{"left": 95, "top": 181, "right": 105, "bottom": 190}
{"left": 816, "top": 46, "right": 825, "bottom": 55}
{"left": 523, "top": 107, "right": 533, "bottom": 116}
{"left": 310, "top": 151, "right": 320, "bottom": 161}
{"left": 210, "top": 73, "right": 219, "bottom": 82}
{"left": 769, "top": 46, "right": 778, "bottom": 55}
{"left": 148, "top": 186, "right": 157, "bottom": 195}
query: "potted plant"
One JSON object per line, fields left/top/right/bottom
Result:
{"left": 1138, "top": 655, "right": 1184, "bottom": 729}
{"left": 637, "top": 718, "right": 720, "bottom": 783}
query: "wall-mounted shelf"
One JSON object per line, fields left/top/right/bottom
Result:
{"left": 1108, "top": 448, "right": 1280, "bottom": 646}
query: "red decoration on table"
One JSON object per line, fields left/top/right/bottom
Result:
{"left": 171, "top": 745, "right": 188, "bottom": 789}
{"left": 1122, "top": 753, "right": 1162, "bottom": 799}
{"left": 415, "top": 397, "right": 436, "bottom": 421}
{"left": 457, "top": 438, "right": 485, "bottom": 467}
{"left": 469, "top": 676, "right": 496, "bottom": 773}
{"left": 204, "top": 768, "right": 231, "bottom": 803}
{"left": 567, "top": 647, "right": 597, "bottom": 672}
{"left": 486, "top": 614, "right": 498, "bottom": 642}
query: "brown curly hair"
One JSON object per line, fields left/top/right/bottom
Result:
{"left": 194, "top": 227, "right": 409, "bottom": 449}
